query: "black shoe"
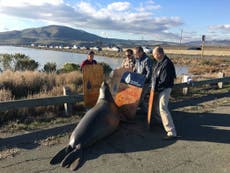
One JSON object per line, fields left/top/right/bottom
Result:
{"left": 162, "top": 135, "right": 178, "bottom": 140}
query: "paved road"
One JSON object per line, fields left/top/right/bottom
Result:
{"left": 1, "top": 94, "right": 230, "bottom": 173}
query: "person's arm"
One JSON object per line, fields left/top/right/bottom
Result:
{"left": 121, "top": 59, "right": 125, "bottom": 68}
{"left": 80, "top": 60, "right": 87, "bottom": 70}
{"left": 145, "top": 58, "right": 153, "bottom": 83}
{"left": 133, "top": 60, "right": 137, "bottom": 72}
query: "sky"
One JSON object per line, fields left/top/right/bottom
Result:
{"left": 0, "top": 0, "right": 230, "bottom": 43}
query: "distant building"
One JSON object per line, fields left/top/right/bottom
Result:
{"left": 105, "top": 46, "right": 122, "bottom": 52}
{"left": 64, "top": 46, "right": 70, "bottom": 49}
{"left": 111, "top": 46, "right": 122, "bottom": 52}
{"left": 142, "top": 47, "right": 152, "bottom": 54}
{"left": 91, "top": 46, "right": 102, "bottom": 51}
{"left": 38, "top": 45, "right": 47, "bottom": 48}
{"left": 80, "top": 46, "right": 90, "bottom": 50}
{"left": 72, "top": 45, "right": 80, "bottom": 49}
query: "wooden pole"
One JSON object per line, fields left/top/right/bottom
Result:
{"left": 63, "top": 86, "right": 72, "bottom": 116}
{"left": 201, "top": 35, "right": 205, "bottom": 58}
{"left": 182, "top": 75, "right": 189, "bottom": 95}
{"left": 217, "top": 72, "right": 225, "bottom": 89}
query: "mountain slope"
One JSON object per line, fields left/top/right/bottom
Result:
{"left": 0, "top": 25, "right": 229, "bottom": 46}
{"left": 0, "top": 25, "right": 104, "bottom": 45}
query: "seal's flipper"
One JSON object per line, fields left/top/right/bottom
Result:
{"left": 61, "top": 148, "right": 83, "bottom": 168}
{"left": 50, "top": 145, "right": 73, "bottom": 165}
{"left": 70, "top": 149, "right": 84, "bottom": 171}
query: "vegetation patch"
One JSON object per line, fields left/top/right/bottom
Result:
{"left": 38, "top": 133, "right": 69, "bottom": 147}
{"left": 0, "top": 147, "right": 20, "bottom": 160}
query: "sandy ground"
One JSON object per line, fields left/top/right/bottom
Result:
{"left": 0, "top": 92, "right": 230, "bottom": 173}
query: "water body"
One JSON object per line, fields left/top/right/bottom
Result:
{"left": 0, "top": 46, "right": 188, "bottom": 75}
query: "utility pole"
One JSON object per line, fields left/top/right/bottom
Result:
{"left": 201, "top": 35, "right": 205, "bottom": 58}
{"left": 179, "top": 29, "right": 183, "bottom": 45}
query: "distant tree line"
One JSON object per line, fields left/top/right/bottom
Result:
{"left": 0, "top": 53, "right": 112, "bottom": 75}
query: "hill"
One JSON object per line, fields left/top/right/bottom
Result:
{"left": 0, "top": 25, "right": 229, "bottom": 47}
{"left": 0, "top": 25, "right": 104, "bottom": 45}
{"left": 0, "top": 25, "right": 177, "bottom": 47}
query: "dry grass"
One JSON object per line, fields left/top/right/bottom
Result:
{"left": 0, "top": 70, "right": 83, "bottom": 99}
{"left": 0, "top": 70, "right": 84, "bottom": 125}
{"left": 170, "top": 56, "right": 230, "bottom": 76}
{"left": 0, "top": 148, "right": 20, "bottom": 160}
{"left": 165, "top": 49, "right": 230, "bottom": 56}
{"left": 0, "top": 88, "right": 13, "bottom": 101}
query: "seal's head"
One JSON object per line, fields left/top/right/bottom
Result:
{"left": 97, "top": 81, "right": 114, "bottom": 102}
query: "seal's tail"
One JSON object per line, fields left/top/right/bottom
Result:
{"left": 61, "top": 148, "right": 83, "bottom": 171}
{"left": 50, "top": 145, "right": 73, "bottom": 165}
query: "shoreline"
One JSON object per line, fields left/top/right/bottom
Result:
{"left": 1, "top": 45, "right": 230, "bottom": 76}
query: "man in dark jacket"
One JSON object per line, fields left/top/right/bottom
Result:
{"left": 151, "top": 46, "right": 177, "bottom": 140}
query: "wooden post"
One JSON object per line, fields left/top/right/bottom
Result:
{"left": 63, "top": 86, "right": 72, "bottom": 116}
{"left": 182, "top": 75, "right": 192, "bottom": 95}
{"left": 217, "top": 72, "right": 225, "bottom": 89}
{"left": 201, "top": 35, "right": 205, "bottom": 58}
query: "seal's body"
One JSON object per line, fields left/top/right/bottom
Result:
{"left": 50, "top": 81, "right": 120, "bottom": 171}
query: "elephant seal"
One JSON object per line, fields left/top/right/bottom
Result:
{"left": 50, "top": 81, "right": 120, "bottom": 171}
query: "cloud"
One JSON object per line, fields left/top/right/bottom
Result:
{"left": 0, "top": 0, "right": 183, "bottom": 40}
{"left": 0, "top": 0, "right": 63, "bottom": 7}
{"left": 136, "top": 0, "right": 161, "bottom": 12}
{"left": 107, "top": 2, "right": 130, "bottom": 11}
{"left": 209, "top": 24, "right": 230, "bottom": 32}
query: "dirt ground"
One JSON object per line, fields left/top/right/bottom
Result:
{"left": 0, "top": 92, "right": 230, "bottom": 173}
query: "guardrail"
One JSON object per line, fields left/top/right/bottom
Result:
{"left": 0, "top": 87, "right": 83, "bottom": 115}
{"left": 0, "top": 94, "right": 83, "bottom": 112}
{"left": 0, "top": 76, "right": 230, "bottom": 113}
{"left": 174, "top": 76, "right": 230, "bottom": 89}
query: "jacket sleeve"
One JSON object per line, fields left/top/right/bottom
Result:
{"left": 145, "top": 58, "right": 153, "bottom": 83}
{"left": 80, "top": 60, "right": 86, "bottom": 70}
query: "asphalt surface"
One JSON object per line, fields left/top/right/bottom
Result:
{"left": 0, "top": 94, "right": 230, "bottom": 173}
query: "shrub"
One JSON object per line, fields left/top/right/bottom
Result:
{"left": 15, "top": 58, "right": 39, "bottom": 71}
{"left": 0, "top": 54, "right": 13, "bottom": 70}
{"left": 60, "top": 63, "right": 81, "bottom": 73}
{"left": 0, "top": 53, "right": 39, "bottom": 71}
{"left": 43, "top": 62, "right": 57, "bottom": 73}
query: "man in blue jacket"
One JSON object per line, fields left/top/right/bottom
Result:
{"left": 133, "top": 46, "right": 153, "bottom": 113}
{"left": 151, "top": 46, "right": 177, "bottom": 140}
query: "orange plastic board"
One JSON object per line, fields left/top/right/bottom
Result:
{"left": 83, "top": 64, "right": 104, "bottom": 107}
{"left": 110, "top": 67, "right": 132, "bottom": 97}
{"left": 115, "top": 83, "right": 143, "bottom": 120}
{"left": 114, "top": 72, "right": 145, "bottom": 119}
